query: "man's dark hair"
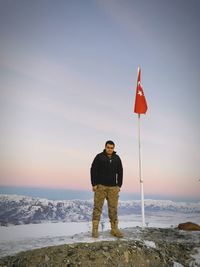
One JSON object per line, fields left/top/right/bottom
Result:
{"left": 105, "top": 140, "right": 115, "bottom": 147}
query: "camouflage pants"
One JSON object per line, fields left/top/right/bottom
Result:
{"left": 92, "top": 184, "right": 120, "bottom": 222}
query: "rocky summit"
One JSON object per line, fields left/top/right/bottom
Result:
{"left": 0, "top": 227, "right": 199, "bottom": 267}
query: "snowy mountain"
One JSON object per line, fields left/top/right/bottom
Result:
{"left": 0, "top": 194, "right": 199, "bottom": 226}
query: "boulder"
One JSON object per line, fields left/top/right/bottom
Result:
{"left": 178, "top": 222, "right": 200, "bottom": 231}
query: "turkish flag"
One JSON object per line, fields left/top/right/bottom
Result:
{"left": 134, "top": 68, "right": 148, "bottom": 114}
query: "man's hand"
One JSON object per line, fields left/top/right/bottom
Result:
{"left": 92, "top": 185, "right": 98, "bottom": 192}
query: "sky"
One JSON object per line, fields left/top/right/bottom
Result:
{"left": 0, "top": 0, "right": 200, "bottom": 201}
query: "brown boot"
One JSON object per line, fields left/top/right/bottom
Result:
{"left": 110, "top": 220, "right": 123, "bottom": 238}
{"left": 92, "top": 220, "right": 99, "bottom": 238}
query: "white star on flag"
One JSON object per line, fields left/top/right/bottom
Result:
{"left": 138, "top": 90, "right": 143, "bottom": 96}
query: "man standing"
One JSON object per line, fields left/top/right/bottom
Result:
{"left": 90, "top": 140, "right": 123, "bottom": 238}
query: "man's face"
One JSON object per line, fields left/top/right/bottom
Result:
{"left": 105, "top": 144, "right": 115, "bottom": 155}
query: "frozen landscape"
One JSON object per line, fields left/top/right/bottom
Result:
{"left": 0, "top": 194, "right": 200, "bottom": 267}
{"left": 0, "top": 193, "right": 200, "bottom": 263}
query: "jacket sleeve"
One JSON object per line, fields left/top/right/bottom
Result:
{"left": 90, "top": 155, "right": 99, "bottom": 186}
{"left": 117, "top": 157, "right": 123, "bottom": 187}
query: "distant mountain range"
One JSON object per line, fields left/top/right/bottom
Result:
{"left": 0, "top": 194, "right": 199, "bottom": 226}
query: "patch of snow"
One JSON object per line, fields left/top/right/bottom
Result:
{"left": 144, "top": 240, "right": 156, "bottom": 249}
{"left": 173, "top": 262, "right": 184, "bottom": 267}
{"left": 0, "top": 221, "right": 90, "bottom": 242}
{"left": 190, "top": 247, "right": 200, "bottom": 267}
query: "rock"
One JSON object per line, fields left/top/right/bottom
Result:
{"left": 44, "top": 254, "right": 50, "bottom": 262}
{"left": 178, "top": 222, "right": 200, "bottom": 231}
{"left": 89, "top": 254, "right": 96, "bottom": 260}
{"left": 124, "top": 251, "right": 129, "bottom": 263}
{"left": 102, "top": 251, "right": 109, "bottom": 258}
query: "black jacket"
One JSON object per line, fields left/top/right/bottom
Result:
{"left": 90, "top": 149, "right": 123, "bottom": 187}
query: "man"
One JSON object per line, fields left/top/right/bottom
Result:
{"left": 90, "top": 140, "right": 123, "bottom": 238}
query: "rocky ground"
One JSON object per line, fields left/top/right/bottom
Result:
{"left": 0, "top": 227, "right": 199, "bottom": 267}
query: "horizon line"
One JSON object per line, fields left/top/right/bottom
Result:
{"left": 0, "top": 185, "right": 199, "bottom": 202}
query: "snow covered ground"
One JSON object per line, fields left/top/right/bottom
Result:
{"left": 0, "top": 211, "right": 200, "bottom": 259}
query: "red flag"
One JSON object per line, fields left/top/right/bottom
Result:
{"left": 134, "top": 68, "right": 148, "bottom": 114}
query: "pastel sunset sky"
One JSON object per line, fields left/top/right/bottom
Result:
{"left": 0, "top": 0, "right": 199, "bottom": 200}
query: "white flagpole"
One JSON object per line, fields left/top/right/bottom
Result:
{"left": 138, "top": 113, "right": 145, "bottom": 228}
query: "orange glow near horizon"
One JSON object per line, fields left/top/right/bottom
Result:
{"left": 1, "top": 166, "right": 199, "bottom": 199}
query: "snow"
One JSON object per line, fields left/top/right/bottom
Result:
{"left": 190, "top": 247, "right": 200, "bottom": 267}
{"left": 173, "top": 262, "right": 184, "bottom": 267}
{"left": 119, "top": 212, "right": 200, "bottom": 228}
{"left": 0, "top": 213, "right": 199, "bottom": 258}
{"left": 0, "top": 221, "right": 117, "bottom": 258}
{"left": 144, "top": 240, "right": 156, "bottom": 249}
{"left": 0, "top": 222, "right": 90, "bottom": 242}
